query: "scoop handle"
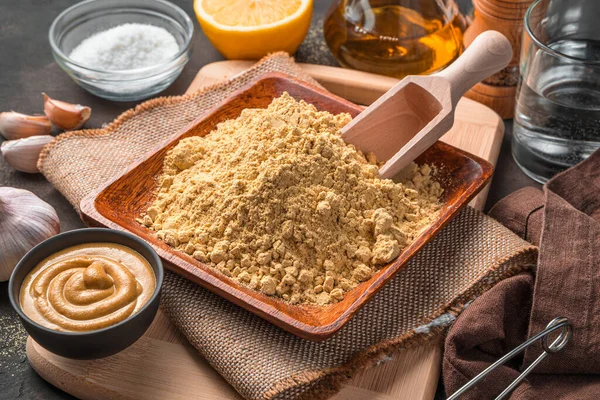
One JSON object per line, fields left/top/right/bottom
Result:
{"left": 436, "top": 30, "right": 513, "bottom": 106}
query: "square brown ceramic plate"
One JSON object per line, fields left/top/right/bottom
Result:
{"left": 81, "top": 72, "right": 493, "bottom": 341}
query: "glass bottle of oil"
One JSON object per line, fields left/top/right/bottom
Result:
{"left": 324, "top": 0, "right": 467, "bottom": 78}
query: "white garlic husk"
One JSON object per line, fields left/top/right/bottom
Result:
{"left": 43, "top": 94, "right": 91, "bottom": 130}
{"left": 1, "top": 135, "right": 54, "bottom": 173}
{"left": 0, "top": 187, "right": 60, "bottom": 281}
{"left": 0, "top": 111, "right": 52, "bottom": 140}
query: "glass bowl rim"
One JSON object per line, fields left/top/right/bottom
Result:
{"left": 48, "top": 0, "right": 194, "bottom": 76}
{"left": 525, "top": 0, "right": 600, "bottom": 65}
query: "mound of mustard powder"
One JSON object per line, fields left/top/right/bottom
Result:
{"left": 140, "top": 93, "right": 443, "bottom": 305}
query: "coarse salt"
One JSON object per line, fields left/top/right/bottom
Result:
{"left": 69, "top": 23, "right": 180, "bottom": 71}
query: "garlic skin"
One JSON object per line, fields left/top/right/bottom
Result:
{"left": 1, "top": 135, "right": 54, "bottom": 173}
{"left": 0, "top": 111, "right": 52, "bottom": 140}
{"left": 0, "top": 187, "right": 60, "bottom": 281}
{"left": 43, "top": 93, "right": 91, "bottom": 130}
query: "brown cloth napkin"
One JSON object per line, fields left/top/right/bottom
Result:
{"left": 39, "top": 53, "right": 537, "bottom": 400}
{"left": 444, "top": 149, "right": 600, "bottom": 399}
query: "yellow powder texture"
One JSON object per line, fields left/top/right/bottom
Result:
{"left": 140, "top": 93, "right": 443, "bottom": 305}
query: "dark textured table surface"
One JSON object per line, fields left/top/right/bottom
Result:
{"left": 0, "top": 1, "right": 539, "bottom": 399}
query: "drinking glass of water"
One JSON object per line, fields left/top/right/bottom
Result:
{"left": 512, "top": 0, "right": 600, "bottom": 183}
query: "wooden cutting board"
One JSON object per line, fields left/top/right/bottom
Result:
{"left": 26, "top": 62, "right": 504, "bottom": 400}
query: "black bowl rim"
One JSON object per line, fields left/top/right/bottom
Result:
{"left": 8, "top": 228, "right": 164, "bottom": 337}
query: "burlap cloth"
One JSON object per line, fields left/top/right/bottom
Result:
{"left": 38, "top": 53, "right": 537, "bottom": 400}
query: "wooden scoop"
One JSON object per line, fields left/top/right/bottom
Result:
{"left": 341, "top": 30, "right": 513, "bottom": 179}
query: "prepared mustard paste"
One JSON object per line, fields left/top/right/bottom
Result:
{"left": 20, "top": 243, "right": 155, "bottom": 332}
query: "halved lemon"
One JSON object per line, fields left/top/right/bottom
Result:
{"left": 194, "top": 0, "right": 313, "bottom": 59}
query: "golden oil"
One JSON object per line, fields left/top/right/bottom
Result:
{"left": 324, "top": 0, "right": 466, "bottom": 78}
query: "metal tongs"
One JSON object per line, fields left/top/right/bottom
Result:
{"left": 448, "top": 317, "right": 572, "bottom": 400}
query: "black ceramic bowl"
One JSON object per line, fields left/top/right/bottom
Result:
{"left": 8, "top": 228, "right": 163, "bottom": 359}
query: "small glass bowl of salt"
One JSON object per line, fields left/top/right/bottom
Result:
{"left": 49, "top": 0, "right": 193, "bottom": 101}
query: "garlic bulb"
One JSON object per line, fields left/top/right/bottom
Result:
{"left": 1, "top": 135, "right": 54, "bottom": 173}
{"left": 0, "top": 187, "right": 60, "bottom": 281}
{"left": 43, "top": 93, "right": 91, "bottom": 130}
{"left": 0, "top": 111, "right": 52, "bottom": 140}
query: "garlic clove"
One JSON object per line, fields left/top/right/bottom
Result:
{"left": 1, "top": 135, "right": 54, "bottom": 173}
{"left": 0, "top": 187, "right": 60, "bottom": 281}
{"left": 0, "top": 111, "right": 52, "bottom": 140}
{"left": 43, "top": 93, "right": 91, "bottom": 130}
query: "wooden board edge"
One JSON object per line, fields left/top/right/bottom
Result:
{"left": 27, "top": 338, "right": 134, "bottom": 400}
{"left": 28, "top": 335, "right": 430, "bottom": 400}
